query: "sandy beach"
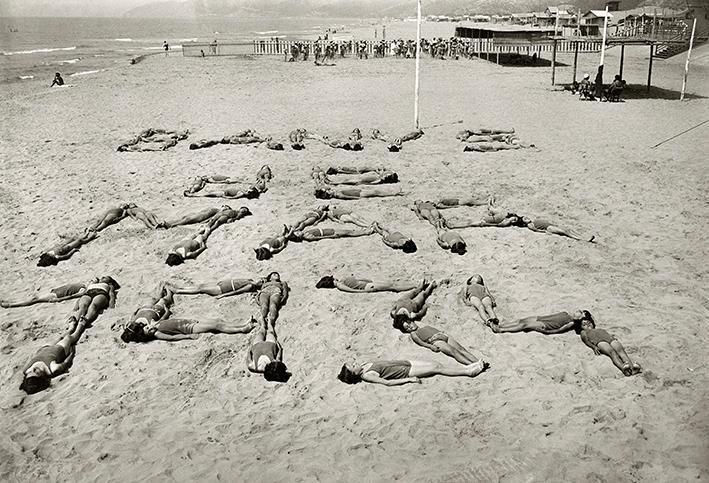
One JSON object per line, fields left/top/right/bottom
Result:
{"left": 1, "top": 26, "right": 708, "bottom": 482}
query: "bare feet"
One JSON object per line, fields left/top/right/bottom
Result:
{"left": 622, "top": 363, "right": 633, "bottom": 376}
{"left": 467, "top": 360, "right": 489, "bottom": 377}
{"left": 631, "top": 363, "right": 642, "bottom": 375}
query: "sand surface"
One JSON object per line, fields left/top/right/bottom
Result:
{"left": 1, "top": 33, "right": 708, "bottom": 482}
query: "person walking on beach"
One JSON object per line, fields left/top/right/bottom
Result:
{"left": 163, "top": 41, "right": 169, "bottom": 56}
{"left": 50, "top": 72, "right": 64, "bottom": 87}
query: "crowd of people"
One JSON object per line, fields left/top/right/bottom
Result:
{"left": 8, "top": 114, "right": 642, "bottom": 397}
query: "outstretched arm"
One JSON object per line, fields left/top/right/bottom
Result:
{"left": 411, "top": 332, "right": 440, "bottom": 352}
{"left": 49, "top": 350, "right": 76, "bottom": 376}
{"left": 280, "top": 282, "right": 290, "bottom": 306}
{"left": 154, "top": 332, "right": 199, "bottom": 341}
{"left": 580, "top": 332, "right": 601, "bottom": 355}
{"left": 333, "top": 280, "right": 362, "bottom": 293}
{"left": 362, "top": 372, "right": 419, "bottom": 386}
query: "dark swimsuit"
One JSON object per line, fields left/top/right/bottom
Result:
{"left": 393, "top": 297, "right": 418, "bottom": 314}
{"left": 438, "top": 198, "right": 460, "bottom": 207}
{"left": 584, "top": 328, "right": 616, "bottom": 350}
{"left": 368, "top": 360, "right": 412, "bottom": 380}
{"left": 28, "top": 345, "right": 67, "bottom": 373}
{"left": 538, "top": 312, "right": 573, "bottom": 330}
{"left": 251, "top": 341, "right": 278, "bottom": 366}
{"left": 51, "top": 283, "right": 85, "bottom": 299}
{"left": 466, "top": 283, "right": 495, "bottom": 305}
{"left": 343, "top": 277, "right": 371, "bottom": 290}
{"left": 415, "top": 325, "right": 447, "bottom": 344}
{"left": 134, "top": 305, "right": 164, "bottom": 322}
{"left": 531, "top": 219, "right": 552, "bottom": 230}
{"left": 157, "top": 319, "right": 196, "bottom": 335}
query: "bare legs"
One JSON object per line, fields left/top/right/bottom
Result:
{"left": 192, "top": 318, "right": 256, "bottom": 334}
{"left": 597, "top": 340, "right": 642, "bottom": 376}
{"left": 408, "top": 360, "right": 488, "bottom": 379}
{"left": 545, "top": 225, "right": 595, "bottom": 243}
{"left": 432, "top": 338, "right": 480, "bottom": 365}
{"left": 69, "top": 293, "right": 110, "bottom": 326}
{"left": 259, "top": 292, "right": 282, "bottom": 331}
{"left": 467, "top": 296, "right": 498, "bottom": 326}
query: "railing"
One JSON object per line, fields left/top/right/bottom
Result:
{"left": 251, "top": 38, "right": 603, "bottom": 57}
{"left": 181, "top": 42, "right": 253, "bottom": 57}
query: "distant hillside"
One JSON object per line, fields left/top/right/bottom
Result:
{"left": 123, "top": 0, "right": 694, "bottom": 18}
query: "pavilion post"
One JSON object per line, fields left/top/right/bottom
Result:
{"left": 619, "top": 43, "right": 625, "bottom": 79}
{"left": 572, "top": 41, "right": 579, "bottom": 82}
{"left": 647, "top": 43, "right": 653, "bottom": 92}
{"left": 551, "top": 39, "right": 557, "bottom": 84}
{"left": 414, "top": 0, "right": 422, "bottom": 129}
{"left": 680, "top": 18, "right": 698, "bottom": 100}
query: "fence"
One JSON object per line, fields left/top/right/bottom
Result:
{"left": 182, "top": 42, "right": 253, "bottom": 57}
{"left": 250, "top": 38, "right": 603, "bottom": 58}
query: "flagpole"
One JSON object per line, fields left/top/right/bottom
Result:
{"left": 599, "top": 6, "right": 609, "bottom": 66}
{"left": 680, "top": 18, "right": 697, "bottom": 101}
{"left": 414, "top": 0, "right": 422, "bottom": 130}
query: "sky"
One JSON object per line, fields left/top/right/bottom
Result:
{"left": 1, "top": 0, "right": 158, "bottom": 17}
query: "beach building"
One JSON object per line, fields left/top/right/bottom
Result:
{"left": 580, "top": 10, "right": 614, "bottom": 36}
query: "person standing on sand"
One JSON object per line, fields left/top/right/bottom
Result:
{"left": 50, "top": 72, "right": 64, "bottom": 87}
{"left": 337, "top": 359, "right": 489, "bottom": 386}
{"left": 163, "top": 41, "right": 169, "bottom": 56}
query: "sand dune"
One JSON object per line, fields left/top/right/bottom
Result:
{"left": 0, "top": 36, "right": 708, "bottom": 482}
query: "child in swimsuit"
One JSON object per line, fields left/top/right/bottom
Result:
{"left": 579, "top": 317, "right": 641, "bottom": 376}
{"left": 338, "top": 358, "right": 488, "bottom": 386}
{"left": 390, "top": 280, "right": 438, "bottom": 324}
{"left": 1, "top": 279, "right": 96, "bottom": 308}
{"left": 121, "top": 317, "right": 256, "bottom": 343}
{"left": 247, "top": 323, "right": 289, "bottom": 382}
{"left": 21, "top": 317, "right": 87, "bottom": 394}
{"left": 255, "top": 226, "right": 292, "bottom": 260}
{"left": 460, "top": 274, "right": 499, "bottom": 327}
{"left": 492, "top": 309, "right": 589, "bottom": 335}
{"left": 394, "top": 320, "right": 481, "bottom": 365}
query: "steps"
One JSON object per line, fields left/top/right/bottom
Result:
{"left": 655, "top": 27, "right": 709, "bottom": 59}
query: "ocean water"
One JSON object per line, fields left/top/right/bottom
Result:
{"left": 0, "top": 17, "right": 366, "bottom": 84}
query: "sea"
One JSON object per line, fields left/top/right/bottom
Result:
{"left": 0, "top": 17, "right": 369, "bottom": 84}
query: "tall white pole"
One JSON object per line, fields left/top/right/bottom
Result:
{"left": 680, "top": 18, "right": 697, "bottom": 101}
{"left": 414, "top": 0, "right": 422, "bottom": 130}
{"left": 599, "top": 6, "right": 609, "bottom": 66}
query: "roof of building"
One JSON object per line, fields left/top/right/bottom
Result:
{"left": 584, "top": 10, "right": 614, "bottom": 18}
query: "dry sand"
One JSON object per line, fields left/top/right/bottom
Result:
{"left": 0, "top": 31, "right": 708, "bottom": 482}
